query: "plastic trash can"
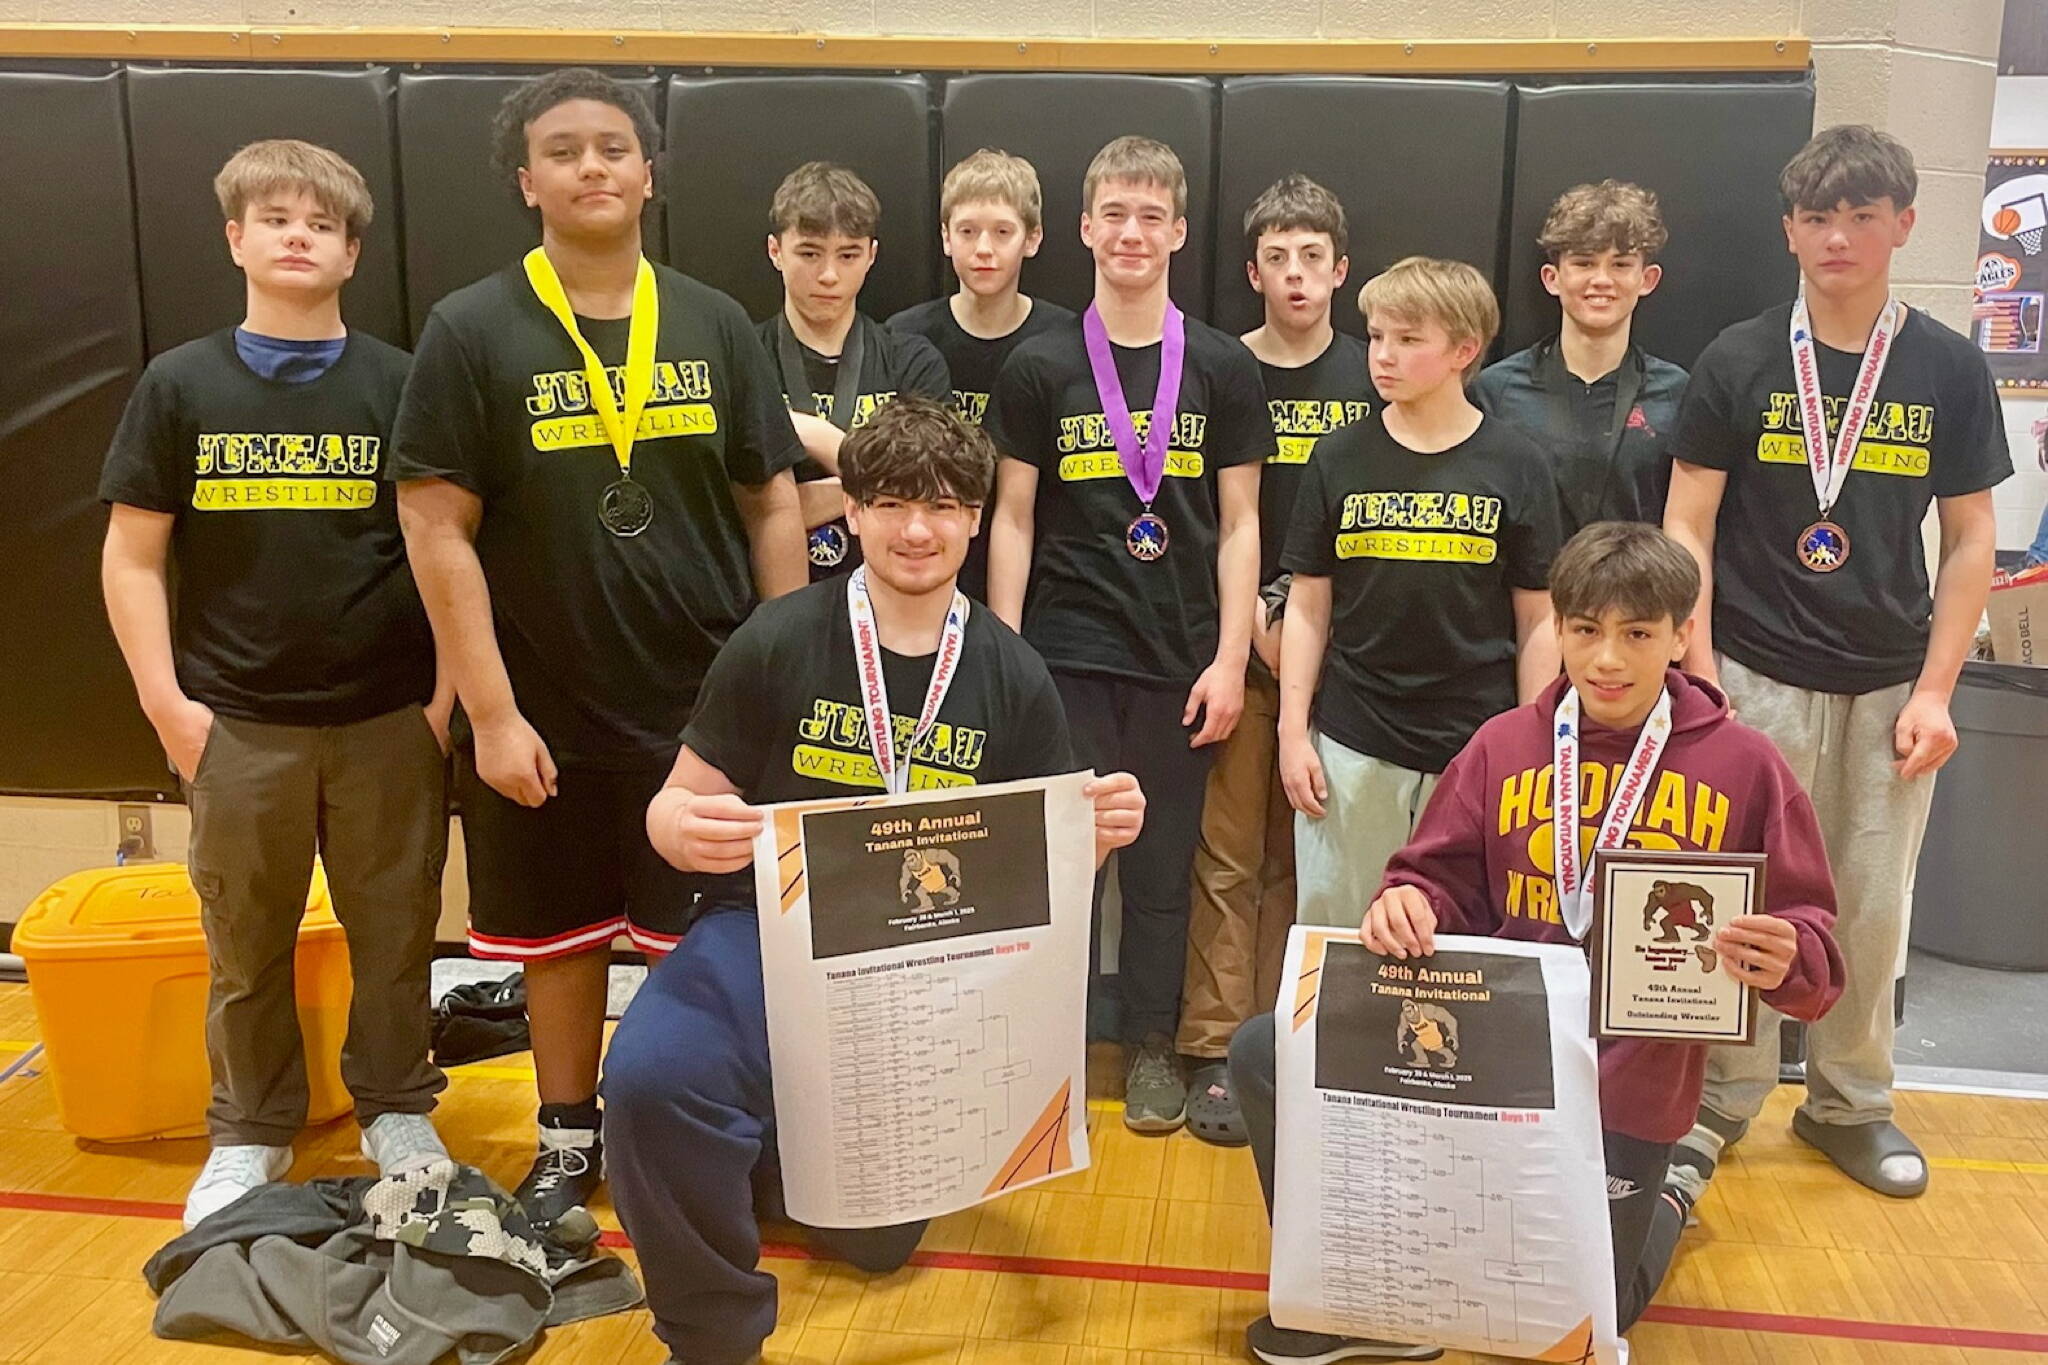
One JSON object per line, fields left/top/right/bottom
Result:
{"left": 1910, "top": 661, "right": 2048, "bottom": 971}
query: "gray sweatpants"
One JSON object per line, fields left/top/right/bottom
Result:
{"left": 187, "top": 705, "right": 449, "bottom": 1145}
{"left": 1294, "top": 732, "right": 1440, "bottom": 931}
{"left": 1700, "top": 655, "right": 1934, "bottom": 1129}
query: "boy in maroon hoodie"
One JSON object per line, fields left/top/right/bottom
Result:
{"left": 1225, "top": 521, "right": 1843, "bottom": 1364}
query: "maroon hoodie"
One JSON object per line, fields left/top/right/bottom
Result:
{"left": 1380, "top": 668, "right": 1844, "bottom": 1144}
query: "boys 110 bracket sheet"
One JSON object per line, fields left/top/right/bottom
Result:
{"left": 1271, "top": 928, "right": 1629, "bottom": 1365}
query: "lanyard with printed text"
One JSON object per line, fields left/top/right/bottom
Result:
{"left": 1788, "top": 292, "right": 1900, "bottom": 521}
{"left": 1552, "top": 684, "right": 1674, "bottom": 940}
{"left": 847, "top": 566, "right": 970, "bottom": 795}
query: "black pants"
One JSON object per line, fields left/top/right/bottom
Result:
{"left": 1053, "top": 672, "right": 1217, "bottom": 1045}
{"left": 1229, "top": 1013, "right": 1679, "bottom": 1334}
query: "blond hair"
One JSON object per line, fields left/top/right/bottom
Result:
{"left": 769, "top": 161, "right": 880, "bottom": 240}
{"left": 1083, "top": 135, "right": 1187, "bottom": 220}
{"left": 1359, "top": 256, "right": 1500, "bottom": 382}
{"left": 213, "top": 139, "right": 373, "bottom": 240}
{"left": 1538, "top": 180, "right": 1668, "bottom": 263}
{"left": 942, "top": 149, "right": 1044, "bottom": 234}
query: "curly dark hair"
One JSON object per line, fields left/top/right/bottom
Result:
{"left": 840, "top": 397, "right": 997, "bottom": 508}
{"left": 490, "top": 67, "right": 661, "bottom": 191}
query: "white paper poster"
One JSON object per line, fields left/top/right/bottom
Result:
{"left": 752, "top": 771, "right": 1095, "bottom": 1229}
{"left": 1270, "top": 927, "right": 1627, "bottom": 1364}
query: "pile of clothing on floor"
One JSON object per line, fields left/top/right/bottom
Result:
{"left": 144, "top": 1159, "right": 641, "bottom": 1365}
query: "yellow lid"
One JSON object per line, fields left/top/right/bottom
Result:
{"left": 14, "top": 861, "right": 334, "bottom": 958}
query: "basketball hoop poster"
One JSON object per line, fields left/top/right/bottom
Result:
{"left": 1978, "top": 153, "right": 2048, "bottom": 389}
{"left": 1267, "top": 928, "right": 1627, "bottom": 1364}
{"left": 750, "top": 771, "right": 1096, "bottom": 1229}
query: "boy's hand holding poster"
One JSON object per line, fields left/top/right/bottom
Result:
{"left": 751, "top": 771, "right": 1095, "bottom": 1229}
{"left": 1269, "top": 926, "right": 1627, "bottom": 1365}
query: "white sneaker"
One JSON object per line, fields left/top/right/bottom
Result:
{"left": 360, "top": 1112, "right": 449, "bottom": 1177}
{"left": 183, "top": 1143, "right": 292, "bottom": 1230}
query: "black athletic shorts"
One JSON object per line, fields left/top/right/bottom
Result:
{"left": 458, "top": 751, "right": 701, "bottom": 959}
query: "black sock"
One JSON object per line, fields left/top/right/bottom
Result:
{"left": 538, "top": 1098, "right": 601, "bottom": 1137}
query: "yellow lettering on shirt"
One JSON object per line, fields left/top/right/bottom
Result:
{"left": 1058, "top": 449, "right": 1206, "bottom": 482}
{"left": 1335, "top": 531, "right": 1497, "bottom": 564}
{"left": 529, "top": 404, "right": 719, "bottom": 452}
{"left": 1267, "top": 398, "right": 1370, "bottom": 465}
{"left": 790, "top": 698, "right": 990, "bottom": 787}
{"left": 525, "top": 360, "right": 715, "bottom": 416}
{"left": 195, "top": 432, "right": 381, "bottom": 477}
{"left": 806, "top": 391, "right": 897, "bottom": 428}
{"left": 1756, "top": 391, "right": 1934, "bottom": 477}
{"left": 955, "top": 391, "right": 990, "bottom": 425}
{"left": 1054, "top": 410, "right": 1209, "bottom": 456}
{"left": 1496, "top": 763, "right": 1737, "bottom": 924}
{"left": 1755, "top": 433, "right": 1929, "bottom": 477}
{"left": 192, "top": 479, "right": 379, "bottom": 511}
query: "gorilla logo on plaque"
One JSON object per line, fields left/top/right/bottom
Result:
{"left": 899, "top": 847, "right": 963, "bottom": 913}
{"left": 1591, "top": 849, "right": 1763, "bottom": 1043}
{"left": 1396, "top": 997, "right": 1461, "bottom": 1069}
{"left": 1643, "top": 878, "right": 1719, "bottom": 972}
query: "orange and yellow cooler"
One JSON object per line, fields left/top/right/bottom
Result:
{"left": 13, "top": 861, "right": 354, "bottom": 1142}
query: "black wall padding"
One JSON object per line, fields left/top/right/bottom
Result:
{"left": 1501, "top": 77, "right": 1816, "bottom": 370}
{"left": 397, "top": 73, "right": 668, "bottom": 342}
{"left": 664, "top": 75, "right": 935, "bottom": 325}
{"left": 127, "top": 66, "right": 406, "bottom": 355}
{"left": 0, "top": 70, "right": 164, "bottom": 797}
{"left": 1212, "top": 76, "right": 1513, "bottom": 339}
{"left": 943, "top": 75, "right": 1218, "bottom": 320}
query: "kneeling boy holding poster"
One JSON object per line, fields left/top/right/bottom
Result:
{"left": 605, "top": 397, "right": 1143, "bottom": 1365}
{"left": 1227, "top": 522, "right": 1844, "bottom": 1363}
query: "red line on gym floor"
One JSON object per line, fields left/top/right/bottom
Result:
{"left": 9, "top": 1188, "right": 2048, "bottom": 1356}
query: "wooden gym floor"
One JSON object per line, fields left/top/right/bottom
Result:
{"left": 0, "top": 983, "right": 2045, "bottom": 1364}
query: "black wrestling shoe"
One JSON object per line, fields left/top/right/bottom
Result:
{"left": 1246, "top": 1314, "right": 1444, "bottom": 1362}
{"left": 512, "top": 1102, "right": 603, "bottom": 1248}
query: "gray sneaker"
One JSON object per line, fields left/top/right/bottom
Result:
{"left": 1247, "top": 1314, "right": 1444, "bottom": 1362}
{"left": 1123, "top": 1033, "right": 1187, "bottom": 1133}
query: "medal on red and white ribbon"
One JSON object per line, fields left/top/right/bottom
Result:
{"left": 1553, "top": 684, "right": 1674, "bottom": 940}
{"left": 846, "top": 566, "right": 969, "bottom": 795}
{"left": 1787, "top": 293, "right": 1899, "bottom": 573}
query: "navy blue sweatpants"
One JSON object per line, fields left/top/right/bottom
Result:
{"left": 603, "top": 906, "right": 927, "bottom": 1365}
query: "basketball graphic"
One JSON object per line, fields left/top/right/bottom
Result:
{"left": 1995, "top": 205, "right": 2023, "bottom": 236}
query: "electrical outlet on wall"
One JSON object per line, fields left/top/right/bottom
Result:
{"left": 117, "top": 805, "right": 155, "bottom": 862}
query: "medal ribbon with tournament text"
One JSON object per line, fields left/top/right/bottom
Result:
{"left": 1553, "top": 685, "right": 1674, "bottom": 940}
{"left": 846, "top": 566, "right": 969, "bottom": 796}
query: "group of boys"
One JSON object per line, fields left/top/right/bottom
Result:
{"left": 95, "top": 56, "right": 2010, "bottom": 1365}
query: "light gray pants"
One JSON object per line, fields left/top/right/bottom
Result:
{"left": 1293, "top": 731, "right": 1440, "bottom": 931}
{"left": 1701, "top": 655, "right": 1934, "bottom": 1129}
{"left": 187, "top": 705, "right": 449, "bottom": 1145}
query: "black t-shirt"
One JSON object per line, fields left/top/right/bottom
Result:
{"left": 986, "top": 315, "right": 1275, "bottom": 687}
{"left": 1473, "top": 338, "right": 1690, "bottom": 534}
{"left": 681, "top": 578, "right": 1078, "bottom": 909}
{"left": 1258, "top": 332, "right": 1373, "bottom": 585}
{"left": 1282, "top": 412, "right": 1564, "bottom": 773}
{"left": 99, "top": 329, "right": 432, "bottom": 726}
{"left": 756, "top": 313, "right": 952, "bottom": 584}
{"left": 388, "top": 262, "right": 804, "bottom": 769}
{"left": 1671, "top": 303, "right": 2013, "bottom": 694}
{"left": 886, "top": 296, "right": 1078, "bottom": 601}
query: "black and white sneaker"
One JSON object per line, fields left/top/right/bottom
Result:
{"left": 1246, "top": 1315, "right": 1443, "bottom": 1363}
{"left": 513, "top": 1105, "right": 603, "bottom": 1247}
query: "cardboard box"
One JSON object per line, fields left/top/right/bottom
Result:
{"left": 1987, "top": 570, "right": 2048, "bottom": 667}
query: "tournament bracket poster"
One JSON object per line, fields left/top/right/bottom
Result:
{"left": 1977, "top": 152, "right": 2048, "bottom": 390}
{"left": 1269, "top": 928, "right": 1626, "bottom": 1365}
{"left": 751, "top": 771, "right": 1095, "bottom": 1229}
